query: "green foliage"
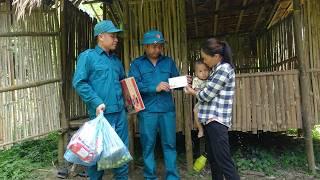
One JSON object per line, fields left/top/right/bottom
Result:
{"left": 234, "top": 148, "right": 276, "bottom": 175}
{"left": 313, "top": 125, "right": 320, "bottom": 140}
{"left": 0, "top": 132, "right": 58, "bottom": 179}
{"left": 232, "top": 132, "right": 320, "bottom": 176}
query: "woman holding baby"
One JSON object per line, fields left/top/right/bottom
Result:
{"left": 185, "top": 38, "right": 240, "bottom": 180}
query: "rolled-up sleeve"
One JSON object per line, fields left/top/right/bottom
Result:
{"left": 72, "top": 52, "right": 103, "bottom": 110}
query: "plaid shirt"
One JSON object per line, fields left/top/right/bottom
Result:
{"left": 196, "top": 62, "right": 235, "bottom": 128}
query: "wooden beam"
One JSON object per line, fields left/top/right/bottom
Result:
{"left": 128, "top": 0, "right": 161, "bottom": 5}
{"left": 0, "top": 32, "right": 59, "bottom": 37}
{"left": 105, "top": 3, "right": 117, "bottom": 24}
{"left": 235, "top": 0, "right": 248, "bottom": 33}
{"left": 187, "top": 1, "right": 273, "bottom": 17}
{"left": 73, "top": 0, "right": 82, "bottom": 7}
{"left": 82, "top": 0, "right": 102, "bottom": 4}
{"left": 213, "top": 0, "right": 220, "bottom": 36}
{"left": 266, "top": 0, "right": 280, "bottom": 29}
{"left": 103, "top": 3, "right": 107, "bottom": 20}
{"left": 292, "top": 0, "right": 316, "bottom": 173}
{"left": 268, "top": 0, "right": 292, "bottom": 29}
{"left": 253, "top": 3, "right": 265, "bottom": 31}
{"left": 0, "top": 129, "right": 63, "bottom": 147}
{"left": 0, "top": 78, "right": 61, "bottom": 93}
{"left": 191, "top": 0, "right": 198, "bottom": 37}
{"left": 90, "top": 3, "right": 101, "bottom": 21}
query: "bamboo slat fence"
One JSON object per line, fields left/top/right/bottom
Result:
{"left": 62, "top": 0, "right": 96, "bottom": 121}
{"left": 232, "top": 70, "right": 302, "bottom": 133}
{"left": 118, "top": 0, "right": 189, "bottom": 134}
{"left": 0, "top": 2, "right": 61, "bottom": 147}
{"left": 304, "top": 0, "right": 320, "bottom": 125}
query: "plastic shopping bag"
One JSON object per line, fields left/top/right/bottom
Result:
{"left": 97, "top": 117, "right": 133, "bottom": 170}
{"left": 64, "top": 113, "right": 104, "bottom": 166}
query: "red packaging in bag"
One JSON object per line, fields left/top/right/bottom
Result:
{"left": 68, "top": 137, "right": 95, "bottom": 162}
{"left": 121, "top": 77, "right": 145, "bottom": 114}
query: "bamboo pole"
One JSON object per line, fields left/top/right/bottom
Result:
{"left": 293, "top": 0, "right": 315, "bottom": 173}
{"left": 245, "top": 78, "right": 251, "bottom": 132}
{"left": 260, "top": 76, "right": 267, "bottom": 130}
{"left": 273, "top": 75, "right": 282, "bottom": 130}
{"left": 267, "top": 76, "right": 276, "bottom": 131}
{"left": 250, "top": 77, "right": 257, "bottom": 133}
{"left": 58, "top": 0, "right": 69, "bottom": 166}
{"left": 236, "top": 78, "right": 241, "bottom": 131}
{"left": 289, "top": 74, "right": 297, "bottom": 129}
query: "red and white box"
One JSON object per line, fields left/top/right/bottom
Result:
{"left": 121, "top": 77, "right": 145, "bottom": 114}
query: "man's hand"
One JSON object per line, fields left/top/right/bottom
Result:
{"left": 96, "top": 103, "right": 106, "bottom": 116}
{"left": 156, "top": 82, "right": 170, "bottom": 92}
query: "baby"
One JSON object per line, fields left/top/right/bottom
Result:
{"left": 192, "top": 60, "right": 210, "bottom": 138}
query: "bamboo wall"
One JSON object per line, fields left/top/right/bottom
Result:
{"left": 121, "top": 0, "right": 189, "bottom": 133}
{"left": 0, "top": 3, "right": 61, "bottom": 146}
{"left": 257, "top": 15, "right": 297, "bottom": 72}
{"left": 63, "top": 0, "right": 97, "bottom": 121}
{"left": 303, "top": 0, "right": 320, "bottom": 125}
{"left": 232, "top": 70, "right": 302, "bottom": 133}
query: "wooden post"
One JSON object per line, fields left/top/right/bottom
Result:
{"left": 103, "top": 3, "right": 107, "bottom": 20}
{"left": 122, "top": 0, "right": 135, "bottom": 171}
{"left": 123, "top": 0, "right": 130, "bottom": 72}
{"left": 179, "top": 0, "right": 193, "bottom": 171}
{"left": 58, "top": 0, "right": 69, "bottom": 166}
{"left": 292, "top": 0, "right": 316, "bottom": 173}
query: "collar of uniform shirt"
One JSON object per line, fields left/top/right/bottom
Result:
{"left": 143, "top": 54, "right": 166, "bottom": 63}
{"left": 95, "top": 45, "right": 115, "bottom": 57}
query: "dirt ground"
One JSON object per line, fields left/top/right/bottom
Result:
{"left": 31, "top": 162, "right": 318, "bottom": 180}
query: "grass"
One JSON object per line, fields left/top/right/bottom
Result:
{"left": 0, "top": 132, "right": 58, "bottom": 179}
{"left": 231, "top": 126, "right": 320, "bottom": 176}
{"left": 0, "top": 126, "right": 319, "bottom": 179}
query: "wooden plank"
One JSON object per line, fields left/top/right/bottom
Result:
{"left": 236, "top": 78, "right": 241, "bottom": 131}
{"left": 267, "top": 75, "right": 277, "bottom": 131}
{"left": 283, "top": 74, "right": 292, "bottom": 129}
{"left": 240, "top": 79, "right": 246, "bottom": 131}
{"left": 289, "top": 74, "right": 298, "bottom": 129}
{"left": 250, "top": 77, "right": 257, "bottom": 133}
{"left": 293, "top": 73, "right": 302, "bottom": 129}
{"left": 245, "top": 78, "right": 251, "bottom": 132}
{"left": 255, "top": 76, "right": 262, "bottom": 131}
{"left": 273, "top": 75, "right": 282, "bottom": 131}
{"left": 232, "top": 87, "right": 237, "bottom": 131}
{"left": 236, "top": 70, "right": 299, "bottom": 78}
{"left": 260, "top": 76, "right": 268, "bottom": 131}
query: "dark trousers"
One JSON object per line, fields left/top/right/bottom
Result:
{"left": 204, "top": 121, "right": 240, "bottom": 180}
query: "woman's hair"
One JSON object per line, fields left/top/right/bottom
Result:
{"left": 201, "top": 38, "right": 235, "bottom": 68}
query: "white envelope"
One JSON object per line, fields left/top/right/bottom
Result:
{"left": 168, "top": 76, "right": 188, "bottom": 89}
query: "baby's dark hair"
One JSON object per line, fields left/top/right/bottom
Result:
{"left": 194, "top": 60, "right": 208, "bottom": 70}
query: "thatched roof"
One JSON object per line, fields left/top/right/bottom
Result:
{"left": 12, "top": 0, "right": 42, "bottom": 20}
{"left": 12, "top": 0, "right": 293, "bottom": 38}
